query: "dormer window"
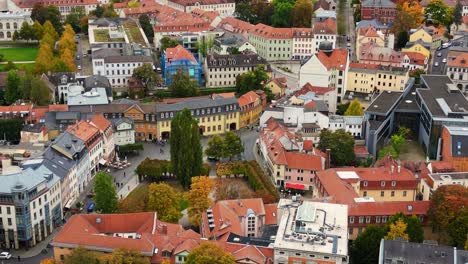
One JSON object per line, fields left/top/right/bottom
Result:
{"left": 381, "top": 181, "right": 385, "bottom": 187}
{"left": 61, "top": 75, "right": 68, "bottom": 84}
{"left": 363, "top": 181, "right": 368, "bottom": 187}
{"left": 391, "top": 181, "right": 396, "bottom": 187}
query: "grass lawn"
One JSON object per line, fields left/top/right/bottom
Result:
{"left": 123, "top": 21, "right": 146, "bottom": 46}
{"left": 116, "top": 183, "right": 149, "bottom": 213}
{"left": 0, "top": 63, "right": 35, "bottom": 72}
{"left": 0, "top": 47, "right": 38, "bottom": 62}
{"left": 179, "top": 198, "right": 189, "bottom": 211}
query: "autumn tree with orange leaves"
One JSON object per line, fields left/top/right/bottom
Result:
{"left": 428, "top": 185, "right": 468, "bottom": 248}
{"left": 392, "top": 0, "right": 424, "bottom": 49}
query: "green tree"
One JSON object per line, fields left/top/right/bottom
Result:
{"left": 0, "top": 119, "right": 23, "bottom": 142}
{"left": 447, "top": 209, "right": 468, "bottom": 248}
{"left": 344, "top": 99, "right": 364, "bottom": 116}
{"left": 318, "top": 129, "right": 355, "bottom": 166}
{"left": 99, "top": 248, "right": 150, "bottom": 264}
{"left": 169, "top": 69, "right": 199, "bottom": 98}
{"left": 170, "top": 109, "right": 203, "bottom": 188}
{"left": 80, "top": 15, "right": 89, "bottom": 33}
{"left": 147, "top": 183, "right": 182, "bottom": 223}
{"left": 94, "top": 172, "right": 118, "bottom": 213}
{"left": 291, "top": 0, "right": 312, "bottom": 27}
{"left": 133, "top": 63, "right": 161, "bottom": 93}
{"left": 64, "top": 247, "right": 99, "bottom": 264}
{"left": 91, "top": 4, "right": 118, "bottom": 18}
{"left": 31, "top": 3, "right": 49, "bottom": 25}
{"left": 4, "top": 70, "right": 21, "bottom": 105}
{"left": 139, "top": 14, "right": 154, "bottom": 43}
{"left": 235, "top": 0, "right": 256, "bottom": 23}
{"left": 19, "top": 22, "right": 34, "bottom": 42}
{"left": 160, "top": 36, "right": 180, "bottom": 52}
{"left": 378, "top": 145, "right": 398, "bottom": 159}
{"left": 454, "top": 0, "right": 463, "bottom": 29}
{"left": 205, "top": 135, "right": 225, "bottom": 160}
{"left": 30, "top": 77, "right": 51, "bottom": 105}
{"left": 409, "top": 69, "right": 426, "bottom": 84}
{"left": 187, "top": 176, "right": 214, "bottom": 226}
{"left": 428, "top": 185, "right": 468, "bottom": 246}
{"left": 386, "top": 213, "right": 424, "bottom": 242}
{"left": 236, "top": 65, "right": 269, "bottom": 94}
{"left": 396, "top": 31, "right": 410, "bottom": 49}
{"left": 271, "top": 0, "right": 294, "bottom": 27}
{"left": 46, "top": 6, "right": 63, "bottom": 34}
{"left": 3, "top": 61, "right": 16, "bottom": 72}
{"left": 223, "top": 132, "right": 244, "bottom": 160}
{"left": 20, "top": 74, "right": 33, "bottom": 100}
{"left": 186, "top": 242, "right": 235, "bottom": 264}
{"left": 425, "top": 0, "right": 452, "bottom": 26}
{"left": 196, "top": 36, "right": 214, "bottom": 58}
{"left": 65, "top": 7, "right": 85, "bottom": 33}
{"left": 385, "top": 218, "right": 410, "bottom": 240}
{"left": 350, "top": 225, "right": 386, "bottom": 264}
{"left": 336, "top": 102, "right": 350, "bottom": 115}
{"left": 32, "top": 20, "right": 44, "bottom": 41}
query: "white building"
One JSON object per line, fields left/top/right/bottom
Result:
{"left": 204, "top": 52, "right": 269, "bottom": 88}
{"left": 110, "top": 117, "right": 135, "bottom": 146}
{"left": 419, "top": 172, "right": 468, "bottom": 201}
{"left": 6, "top": 0, "right": 99, "bottom": 16}
{"left": 0, "top": 165, "right": 62, "bottom": 249}
{"left": 90, "top": 114, "right": 115, "bottom": 162}
{"left": 446, "top": 52, "right": 468, "bottom": 92}
{"left": 294, "top": 83, "right": 338, "bottom": 113}
{"left": 92, "top": 48, "right": 153, "bottom": 89}
{"left": 299, "top": 48, "right": 349, "bottom": 103}
{"left": 163, "top": 0, "right": 236, "bottom": 17}
{"left": 0, "top": 10, "right": 31, "bottom": 41}
{"left": 274, "top": 200, "right": 349, "bottom": 264}
{"left": 328, "top": 115, "right": 364, "bottom": 138}
{"left": 213, "top": 31, "right": 257, "bottom": 55}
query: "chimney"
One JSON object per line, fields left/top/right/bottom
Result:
{"left": 391, "top": 165, "right": 394, "bottom": 174}
{"left": 325, "top": 149, "right": 331, "bottom": 169}
{"left": 397, "top": 165, "right": 401, "bottom": 173}
{"left": 161, "top": 224, "right": 167, "bottom": 235}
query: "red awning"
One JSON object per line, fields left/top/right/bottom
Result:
{"left": 285, "top": 183, "right": 305, "bottom": 190}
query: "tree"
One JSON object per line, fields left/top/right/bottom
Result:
{"left": 425, "top": 0, "right": 452, "bottom": 26}
{"left": 386, "top": 213, "right": 424, "bottom": 242}
{"left": 3, "top": 61, "right": 16, "bottom": 72}
{"left": 94, "top": 172, "right": 118, "bottom": 213}
{"left": 344, "top": 99, "right": 364, "bottom": 116}
{"left": 385, "top": 218, "right": 410, "bottom": 240}
{"left": 80, "top": 16, "right": 89, "bottom": 33}
{"left": 59, "top": 24, "right": 77, "bottom": 55}
{"left": 196, "top": 36, "right": 214, "bottom": 58}
{"left": 64, "top": 247, "right": 99, "bottom": 264}
{"left": 99, "top": 248, "right": 150, "bottom": 264}
{"left": 5, "top": 70, "right": 21, "bottom": 105}
{"left": 147, "top": 183, "right": 182, "bottom": 223}
{"left": 409, "top": 69, "right": 426, "bottom": 84}
{"left": 378, "top": 127, "right": 410, "bottom": 159}
{"left": 91, "top": 4, "right": 118, "bottom": 18}
{"left": 223, "top": 132, "right": 244, "bottom": 160}
{"left": 133, "top": 63, "right": 161, "bottom": 93}
{"left": 187, "top": 176, "right": 214, "bottom": 227}
{"left": 271, "top": 0, "right": 294, "bottom": 27}
{"left": 396, "top": 31, "right": 410, "bottom": 49}
{"left": 236, "top": 66, "right": 269, "bottom": 94}
{"left": 170, "top": 109, "right": 203, "bottom": 188}
{"left": 139, "top": 14, "right": 154, "bottom": 43}
{"left": 336, "top": 102, "right": 350, "bottom": 115}
{"left": 46, "top": 6, "right": 63, "bottom": 34}
{"left": 0, "top": 119, "right": 23, "bottom": 142}
{"left": 318, "top": 129, "right": 355, "bottom": 166}
{"left": 454, "top": 0, "right": 463, "bottom": 29}
{"left": 447, "top": 209, "right": 468, "bottom": 248}
{"left": 205, "top": 135, "right": 225, "bottom": 160}
{"left": 42, "top": 20, "right": 59, "bottom": 43}
{"left": 186, "top": 242, "right": 235, "bottom": 264}
{"left": 350, "top": 226, "right": 387, "bottom": 264}
{"left": 19, "top": 22, "right": 34, "bottom": 42}
{"left": 31, "top": 3, "right": 49, "bottom": 25}
{"left": 40, "top": 258, "right": 56, "bottom": 264}
{"left": 235, "top": 0, "right": 256, "bottom": 23}
{"left": 428, "top": 185, "right": 468, "bottom": 246}
{"left": 160, "top": 37, "right": 180, "bottom": 52}
{"left": 32, "top": 21, "right": 44, "bottom": 41}
{"left": 169, "top": 69, "right": 199, "bottom": 98}
{"left": 30, "top": 77, "right": 51, "bottom": 105}
{"left": 291, "top": 0, "right": 312, "bottom": 27}
{"left": 35, "top": 43, "right": 54, "bottom": 74}
{"left": 52, "top": 59, "right": 72, "bottom": 72}
{"left": 60, "top": 48, "right": 77, "bottom": 72}
{"left": 66, "top": 7, "right": 85, "bottom": 33}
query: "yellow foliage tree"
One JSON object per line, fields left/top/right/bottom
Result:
{"left": 42, "top": 20, "right": 59, "bottom": 43}
{"left": 161, "top": 259, "right": 171, "bottom": 264}
{"left": 186, "top": 242, "right": 235, "bottom": 264}
{"left": 59, "top": 24, "right": 76, "bottom": 56}
{"left": 60, "top": 48, "right": 76, "bottom": 71}
{"left": 187, "top": 176, "right": 214, "bottom": 227}
{"left": 401, "top": 1, "right": 424, "bottom": 25}
{"left": 385, "top": 218, "right": 410, "bottom": 240}
{"left": 99, "top": 248, "right": 150, "bottom": 264}
{"left": 147, "top": 182, "right": 182, "bottom": 223}
{"left": 35, "top": 43, "right": 54, "bottom": 74}
{"left": 40, "top": 258, "right": 56, "bottom": 264}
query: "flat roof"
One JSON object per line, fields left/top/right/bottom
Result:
{"left": 67, "top": 88, "right": 109, "bottom": 106}
{"left": 429, "top": 172, "right": 468, "bottom": 181}
{"left": 274, "top": 200, "right": 348, "bottom": 257}
{"left": 366, "top": 91, "right": 404, "bottom": 115}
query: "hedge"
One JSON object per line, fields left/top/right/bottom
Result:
{"left": 216, "top": 161, "right": 279, "bottom": 202}
{"left": 136, "top": 158, "right": 211, "bottom": 181}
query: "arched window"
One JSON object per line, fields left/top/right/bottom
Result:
{"left": 13, "top": 22, "right": 17, "bottom": 29}
{"left": 0, "top": 23, "right": 3, "bottom": 29}
{"left": 6, "top": 32, "right": 11, "bottom": 38}
{"left": 0, "top": 32, "right": 4, "bottom": 39}
{"left": 6, "top": 23, "right": 10, "bottom": 29}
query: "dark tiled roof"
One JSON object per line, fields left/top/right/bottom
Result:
{"left": 206, "top": 52, "right": 267, "bottom": 68}
{"left": 156, "top": 97, "right": 239, "bottom": 113}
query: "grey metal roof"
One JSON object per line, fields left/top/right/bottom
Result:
{"left": 110, "top": 117, "right": 134, "bottom": 130}
{"left": 380, "top": 239, "right": 462, "bottom": 264}
{"left": 50, "top": 132, "right": 86, "bottom": 159}
{"left": 206, "top": 52, "right": 267, "bottom": 68}
{"left": 343, "top": 116, "right": 364, "bottom": 125}
{"left": 0, "top": 165, "right": 59, "bottom": 194}
{"left": 418, "top": 75, "right": 468, "bottom": 117}
{"left": 81, "top": 75, "right": 112, "bottom": 98}
{"left": 156, "top": 97, "right": 239, "bottom": 113}
{"left": 356, "top": 19, "right": 389, "bottom": 30}
{"left": 366, "top": 91, "right": 404, "bottom": 115}
{"left": 45, "top": 72, "right": 76, "bottom": 86}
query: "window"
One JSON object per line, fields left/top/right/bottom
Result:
{"left": 247, "top": 215, "right": 255, "bottom": 235}
{"left": 358, "top": 216, "right": 364, "bottom": 223}
{"left": 382, "top": 216, "right": 387, "bottom": 223}
{"left": 403, "top": 191, "right": 407, "bottom": 197}
{"left": 391, "top": 191, "right": 395, "bottom": 197}
{"left": 381, "top": 191, "right": 384, "bottom": 197}
{"left": 363, "top": 191, "right": 367, "bottom": 197}
{"left": 366, "top": 216, "right": 371, "bottom": 223}
{"left": 391, "top": 181, "right": 396, "bottom": 186}
{"left": 376, "top": 216, "right": 381, "bottom": 223}
{"left": 6, "top": 207, "right": 10, "bottom": 214}
{"left": 7, "top": 218, "right": 12, "bottom": 225}
{"left": 349, "top": 217, "right": 354, "bottom": 223}
{"left": 363, "top": 181, "right": 368, "bottom": 187}
{"left": 381, "top": 181, "right": 385, "bottom": 187}
{"left": 162, "top": 251, "right": 171, "bottom": 257}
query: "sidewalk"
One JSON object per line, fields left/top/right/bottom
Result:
{"left": 11, "top": 226, "right": 62, "bottom": 258}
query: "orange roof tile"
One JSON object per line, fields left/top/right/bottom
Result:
{"left": 317, "top": 49, "right": 348, "bottom": 71}
{"left": 251, "top": 24, "right": 293, "bottom": 39}
{"left": 349, "top": 201, "right": 431, "bottom": 216}
{"left": 312, "top": 18, "right": 336, "bottom": 35}
{"left": 294, "top": 83, "right": 334, "bottom": 96}
{"left": 67, "top": 120, "right": 100, "bottom": 143}
{"left": 213, "top": 92, "right": 236, "bottom": 99}
{"left": 12, "top": 0, "right": 98, "bottom": 8}
{"left": 304, "top": 101, "right": 317, "bottom": 108}
{"left": 219, "top": 17, "right": 254, "bottom": 34}
{"left": 238, "top": 91, "right": 260, "bottom": 107}
{"left": 232, "top": 245, "right": 268, "bottom": 264}
{"left": 170, "top": 0, "right": 234, "bottom": 7}
{"left": 429, "top": 161, "right": 455, "bottom": 173}
{"left": 90, "top": 114, "right": 112, "bottom": 132}
{"left": 165, "top": 45, "right": 197, "bottom": 63}
{"left": 0, "top": 104, "right": 32, "bottom": 113}
{"left": 402, "top": 51, "right": 427, "bottom": 66}
{"left": 316, "top": 169, "right": 359, "bottom": 204}
{"left": 264, "top": 203, "right": 278, "bottom": 225}
{"left": 349, "top": 62, "right": 380, "bottom": 70}
{"left": 285, "top": 151, "right": 324, "bottom": 170}
{"left": 447, "top": 53, "right": 468, "bottom": 68}
{"left": 303, "top": 140, "right": 313, "bottom": 151}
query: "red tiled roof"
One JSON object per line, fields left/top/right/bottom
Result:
{"left": 312, "top": 18, "right": 336, "bottom": 35}
{"left": 90, "top": 114, "right": 112, "bottom": 132}
{"left": 251, "top": 24, "right": 293, "bottom": 39}
{"left": 349, "top": 201, "right": 431, "bottom": 216}
{"left": 12, "top": 0, "right": 98, "bottom": 8}
{"left": 429, "top": 161, "right": 455, "bottom": 173}
{"left": 48, "top": 104, "right": 68, "bottom": 111}
{"left": 285, "top": 151, "right": 324, "bottom": 171}
{"left": 238, "top": 91, "right": 260, "bottom": 107}
{"left": 170, "top": 0, "right": 234, "bottom": 6}
{"left": 294, "top": 83, "right": 334, "bottom": 96}
{"left": 165, "top": 45, "right": 197, "bottom": 63}
{"left": 213, "top": 92, "right": 236, "bottom": 99}
{"left": 463, "top": 15, "right": 468, "bottom": 25}
{"left": 67, "top": 120, "right": 100, "bottom": 143}
{"left": 317, "top": 49, "right": 348, "bottom": 71}
{"left": 304, "top": 101, "right": 317, "bottom": 108}
{"left": 349, "top": 62, "right": 380, "bottom": 70}
{"left": 219, "top": 17, "right": 254, "bottom": 34}
{"left": 303, "top": 140, "right": 313, "bottom": 151}
{"left": 232, "top": 245, "right": 268, "bottom": 264}
{"left": 264, "top": 203, "right": 277, "bottom": 225}
{"left": 0, "top": 104, "right": 32, "bottom": 113}
{"left": 402, "top": 51, "right": 427, "bottom": 66}
{"left": 358, "top": 25, "right": 380, "bottom": 37}
{"left": 447, "top": 52, "right": 468, "bottom": 68}
{"left": 316, "top": 169, "right": 359, "bottom": 204}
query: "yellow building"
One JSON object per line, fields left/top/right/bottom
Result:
{"left": 156, "top": 96, "right": 240, "bottom": 138}
{"left": 409, "top": 25, "right": 445, "bottom": 50}
{"left": 355, "top": 25, "right": 394, "bottom": 57}
{"left": 265, "top": 77, "right": 287, "bottom": 98}
{"left": 238, "top": 91, "right": 262, "bottom": 128}
{"left": 123, "top": 104, "right": 157, "bottom": 141}
{"left": 402, "top": 40, "right": 431, "bottom": 58}
{"left": 346, "top": 63, "right": 409, "bottom": 94}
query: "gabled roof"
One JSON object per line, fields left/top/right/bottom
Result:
{"left": 312, "top": 18, "right": 336, "bottom": 35}
{"left": 238, "top": 91, "right": 260, "bottom": 107}
{"left": 361, "top": 0, "right": 395, "bottom": 8}
{"left": 316, "top": 49, "right": 348, "bottom": 71}
{"left": 90, "top": 114, "right": 112, "bottom": 132}
{"left": 447, "top": 52, "right": 468, "bottom": 68}
{"left": 66, "top": 120, "right": 100, "bottom": 143}
{"left": 165, "top": 45, "right": 197, "bottom": 63}
{"left": 233, "top": 245, "right": 268, "bottom": 264}
{"left": 295, "top": 83, "right": 334, "bottom": 96}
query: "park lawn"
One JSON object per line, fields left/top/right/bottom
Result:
{"left": 0, "top": 47, "right": 38, "bottom": 62}
{"left": 0, "top": 63, "right": 35, "bottom": 72}
{"left": 116, "top": 183, "right": 149, "bottom": 213}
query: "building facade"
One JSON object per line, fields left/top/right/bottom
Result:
{"left": 360, "top": 0, "right": 396, "bottom": 24}
{"left": 238, "top": 91, "right": 262, "bottom": 128}
{"left": 0, "top": 11, "right": 31, "bottom": 41}
{"left": 346, "top": 63, "right": 409, "bottom": 94}
{"left": 110, "top": 117, "right": 135, "bottom": 146}
{"left": 162, "top": 45, "right": 202, "bottom": 86}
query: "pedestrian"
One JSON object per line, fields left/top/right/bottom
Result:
{"left": 124, "top": 172, "right": 126, "bottom": 177}
{"left": 17, "top": 255, "right": 20, "bottom": 262}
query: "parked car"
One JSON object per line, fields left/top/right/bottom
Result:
{"left": 77, "top": 65, "right": 82, "bottom": 70}
{"left": 437, "top": 52, "right": 442, "bottom": 57}
{"left": 434, "top": 62, "right": 439, "bottom": 67}
{"left": 87, "top": 202, "right": 95, "bottom": 213}
{"left": 442, "top": 58, "right": 447, "bottom": 63}
{"left": 0, "top": 252, "right": 11, "bottom": 259}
